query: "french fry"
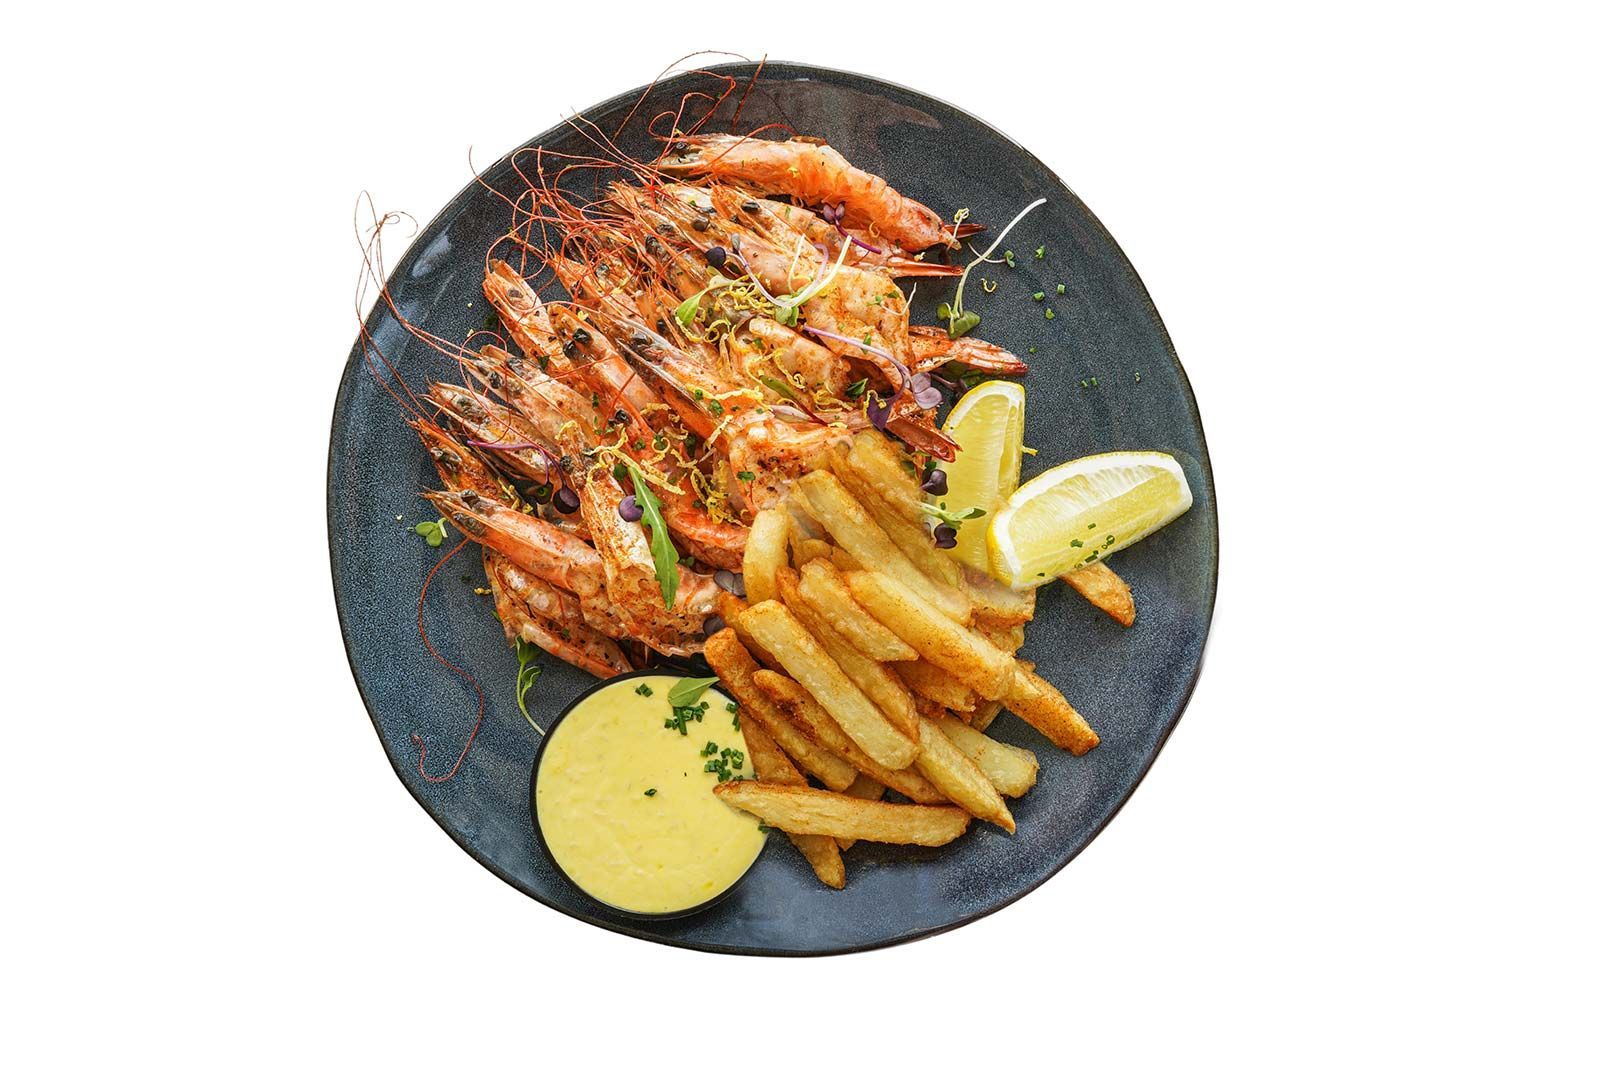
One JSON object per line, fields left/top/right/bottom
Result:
{"left": 798, "top": 470, "right": 971, "bottom": 624}
{"left": 915, "top": 718, "right": 1015, "bottom": 832}
{"left": 792, "top": 538, "right": 834, "bottom": 566}
{"left": 785, "top": 497, "right": 825, "bottom": 544}
{"left": 716, "top": 595, "right": 781, "bottom": 670}
{"left": 714, "top": 782, "right": 971, "bottom": 847}
{"left": 836, "top": 777, "right": 886, "bottom": 850}
{"left": 787, "top": 828, "right": 847, "bottom": 889}
{"left": 798, "top": 558, "right": 917, "bottom": 662}
{"left": 845, "top": 570, "right": 1013, "bottom": 700}
{"left": 739, "top": 715, "right": 802, "bottom": 786}
{"left": 980, "top": 624, "right": 1027, "bottom": 654}
{"left": 964, "top": 569, "right": 1038, "bottom": 628}
{"left": 1006, "top": 661, "right": 1099, "bottom": 755}
{"left": 703, "top": 628, "right": 857, "bottom": 791}
{"left": 844, "top": 429, "right": 926, "bottom": 525}
{"left": 830, "top": 548, "right": 862, "bottom": 571}
{"left": 777, "top": 570, "right": 919, "bottom": 738}
{"left": 895, "top": 659, "right": 978, "bottom": 715}
{"left": 1063, "top": 562, "right": 1136, "bottom": 627}
{"left": 742, "top": 507, "right": 789, "bottom": 605}
{"left": 734, "top": 599, "right": 919, "bottom": 769}
{"left": 836, "top": 461, "right": 967, "bottom": 590}
{"left": 738, "top": 715, "right": 846, "bottom": 888}
{"left": 935, "top": 717, "right": 1039, "bottom": 798}
{"left": 754, "top": 671, "right": 945, "bottom": 805}
{"left": 970, "top": 699, "right": 1003, "bottom": 732}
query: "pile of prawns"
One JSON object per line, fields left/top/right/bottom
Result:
{"left": 386, "top": 129, "right": 1029, "bottom": 679}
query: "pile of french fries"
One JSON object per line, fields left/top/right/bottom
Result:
{"left": 709, "top": 430, "right": 1134, "bottom": 889}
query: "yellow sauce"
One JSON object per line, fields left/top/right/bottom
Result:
{"left": 535, "top": 673, "right": 765, "bottom": 914}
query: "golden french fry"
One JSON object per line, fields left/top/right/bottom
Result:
{"left": 716, "top": 595, "right": 780, "bottom": 670}
{"left": 743, "top": 507, "right": 789, "bottom": 605}
{"left": 734, "top": 599, "right": 918, "bottom": 770}
{"left": 739, "top": 716, "right": 802, "bottom": 785}
{"left": 836, "top": 461, "right": 967, "bottom": 590}
{"left": 798, "top": 470, "right": 971, "bottom": 624}
{"left": 844, "top": 428, "right": 926, "bottom": 525}
{"left": 915, "top": 718, "right": 1014, "bottom": 832}
{"left": 785, "top": 497, "right": 825, "bottom": 545}
{"left": 704, "top": 628, "right": 857, "bottom": 791}
{"left": 935, "top": 717, "right": 1039, "bottom": 798}
{"left": 836, "top": 777, "right": 887, "bottom": 850}
{"left": 964, "top": 569, "right": 1037, "bottom": 628}
{"left": 754, "top": 671, "right": 945, "bottom": 805}
{"left": 830, "top": 548, "right": 862, "bottom": 571}
{"left": 792, "top": 538, "right": 834, "bottom": 566}
{"left": 737, "top": 715, "right": 846, "bottom": 888}
{"left": 788, "top": 831, "right": 846, "bottom": 888}
{"left": 776, "top": 570, "right": 919, "bottom": 738}
{"left": 970, "top": 699, "right": 1003, "bottom": 732}
{"left": 798, "top": 559, "right": 917, "bottom": 661}
{"left": 1063, "top": 562, "right": 1136, "bottom": 627}
{"left": 845, "top": 570, "right": 1013, "bottom": 700}
{"left": 714, "top": 781, "right": 971, "bottom": 847}
{"left": 895, "top": 659, "right": 978, "bottom": 715}
{"left": 980, "top": 625, "right": 1027, "bottom": 654}
{"left": 1006, "top": 662, "right": 1099, "bottom": 755}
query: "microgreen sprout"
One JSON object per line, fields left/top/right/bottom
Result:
{"left": 938, "top": 198, "right": 1048, "bottom": 339}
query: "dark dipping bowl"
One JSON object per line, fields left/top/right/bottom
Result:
{"left": 529, "top": 669, "right": 770, "bottom": 922}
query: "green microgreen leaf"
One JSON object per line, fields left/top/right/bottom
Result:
{"left": 412, "top": 518, "right": 448, "bottom": 548}
{"left": 917, "top": 501, "right": 987, "bottom": 530}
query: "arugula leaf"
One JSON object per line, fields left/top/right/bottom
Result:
{"left": 513, "top": 637, "right": 545, "bottom": 733}
{"left": 628, "top": 465, "right": 679, "bottom": 609}
{"left": 670, "top": 676, "right": 718, "bottom": 707}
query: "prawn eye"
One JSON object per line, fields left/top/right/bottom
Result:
{"left": 705, "top": 246, "right": 728, "bottom": 270}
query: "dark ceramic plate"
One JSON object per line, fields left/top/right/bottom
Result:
{"left": 329, "top": 61, "right": 1217, "bottom": 956}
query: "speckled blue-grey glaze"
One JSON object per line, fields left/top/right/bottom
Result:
{"left": 328, "top": 62, "right": 1218, "bottom": 956}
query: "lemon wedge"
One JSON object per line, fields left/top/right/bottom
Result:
{"left": 987, "top": 451, "right": 1193, "bottom": 588}
{"left": 936, "top": 381, "right": 1026, "bottom": 571}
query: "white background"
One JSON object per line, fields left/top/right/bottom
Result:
{"left": 6, "top": 3, "right": 1596, "bottom": 1062}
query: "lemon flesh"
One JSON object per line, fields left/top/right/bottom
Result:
{"left": 936, "top": 381, "right": 1025, "bottom": 572}
{"left": 987, "top": 451, "right": 1192, "bottom": 589}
